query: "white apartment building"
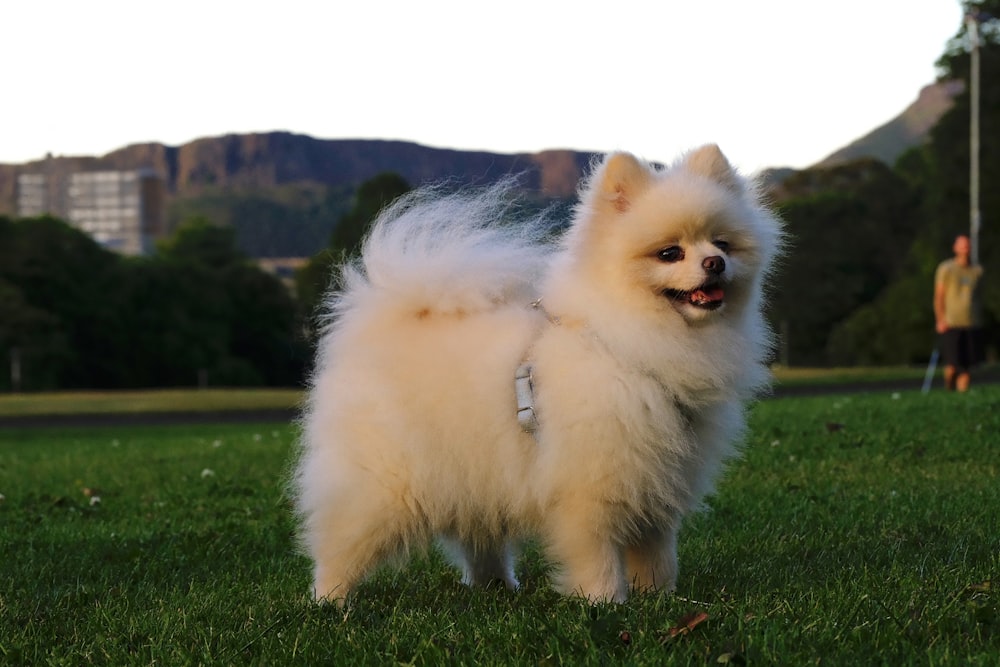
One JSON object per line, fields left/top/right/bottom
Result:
{"left": 16, "top": 168, "right": 165, "bottom": 256}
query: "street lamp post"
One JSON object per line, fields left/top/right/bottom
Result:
{"left": 967, "top": 11, "right": 982, "bottom": 266}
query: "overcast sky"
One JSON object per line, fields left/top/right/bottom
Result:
{"left": 2, "top": 0, "right": 965, "bottom": 173}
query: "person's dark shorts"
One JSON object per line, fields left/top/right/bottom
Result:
{"left": 940, "top": 327, "right": 985, "bottom": 371}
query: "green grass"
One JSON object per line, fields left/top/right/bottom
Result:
{"left": 1, "top": 388, "right": 997, "bottom": 664}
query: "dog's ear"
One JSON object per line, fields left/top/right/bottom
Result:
{"left": 591, "top": 152, "right": 653, "bottom": 215}
{"left": 682, "top": 144, "right": 742, "bottom": 192}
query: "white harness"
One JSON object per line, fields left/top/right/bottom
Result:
{"left": 515, "top": 363, "right": 539, "bottom": 434}
{"left": 516, "top": 298, "right": 559, "bottom": 435}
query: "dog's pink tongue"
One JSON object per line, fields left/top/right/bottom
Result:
{"left": 691, "top": 286, "right": 725, "bottom": 304}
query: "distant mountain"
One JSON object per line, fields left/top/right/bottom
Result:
{"left": 811, "top": 80, "right": 962, "bottom": 169}
{"left": 0, "top": 134, "right": 596, "bottom": 217}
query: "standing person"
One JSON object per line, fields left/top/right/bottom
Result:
{"left": 934, "top": 234, "right": 985, "bottom": 391}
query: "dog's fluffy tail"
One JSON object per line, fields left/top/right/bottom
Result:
{"left": 319, "top": 179, "right": 555, "bottom": 329}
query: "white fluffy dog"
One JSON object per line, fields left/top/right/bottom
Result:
{"left": 294, "top": 145, "right": 782, "bottom": 604}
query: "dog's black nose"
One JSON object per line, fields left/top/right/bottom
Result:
{"left": 702, "top": 255, "right": 725, "bottom": 275}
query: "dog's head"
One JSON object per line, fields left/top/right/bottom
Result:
{"left": 571, "top": 146, "right": 781, "bottom": 326}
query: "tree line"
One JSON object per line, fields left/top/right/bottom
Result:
{"left": 0, "top": 216, "right": 307, "bottom": 391}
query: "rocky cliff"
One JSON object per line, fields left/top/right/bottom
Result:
{"left": 0, "top": 134, "right": 595, "bottom": 216}
{"left": 812, "top": 80, "right": 962, "bottom": 168}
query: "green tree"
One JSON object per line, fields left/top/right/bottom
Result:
{"left": 328, "top": 173, "right": 412, "bottom": 257}
{"left": 154, "top": 216, "right": 307, "bottom": 386}
{"left": 296, "top": 173, "right": 412, "bottom": 323}
{"left": 0, "top": 277, "right": 66, "bottom": 391}
{"left": 223, "top": 263, "right": 306, "bottom": 386}
{"left": 771, "top": 160, "right": 921, "bottom": 365}
{"left": 0, "top": 215, "right": 124, "bottom": 388}
{"left": 827, "top": 274, "right": 937, "bottom": 365}
{"left": 111, "top": 258, "right": 230, "bottom": 387}
{"left": 0, "top": 212, "right": 307, "bottom": 390}
{"left": 158, "top": 216, "right": 245, "bottom": 268}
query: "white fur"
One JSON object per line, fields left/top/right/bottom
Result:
{"left": 293, "top": 146, "right": 782, "bottom": 604}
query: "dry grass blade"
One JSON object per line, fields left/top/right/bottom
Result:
{"left": 665, "top": 610, "right": 709, "bottom": 640}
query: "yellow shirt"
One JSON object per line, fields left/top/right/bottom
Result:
{"left": 935, "top": 259, "right": 984, "bottom": 328}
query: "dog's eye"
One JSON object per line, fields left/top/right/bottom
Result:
{"left": 657, "top": 246, "right": 684, "bottom": 262}
{"left": 712, "top": 240, "right": 730, "bottom": 253}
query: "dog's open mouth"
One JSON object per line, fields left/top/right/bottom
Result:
{"left": 663, "top": 282, "right": 725, "bottom": 310}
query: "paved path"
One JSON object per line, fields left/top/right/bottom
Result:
{"left": 0, "top": 408, "right": 297, "bottom": 429}
{"left": 4, "top": 370, "right": 997, "bottom": 429}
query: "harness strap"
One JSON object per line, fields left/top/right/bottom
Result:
{"left": 515, "top": 363, "right": 539, "bottom": 434}
{"left": 516, "top": 298, "right": 561, "bottom": 436}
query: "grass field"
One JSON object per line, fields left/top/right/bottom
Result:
{"left": 1, "top": 387, "right": 997, "bottom": 664}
